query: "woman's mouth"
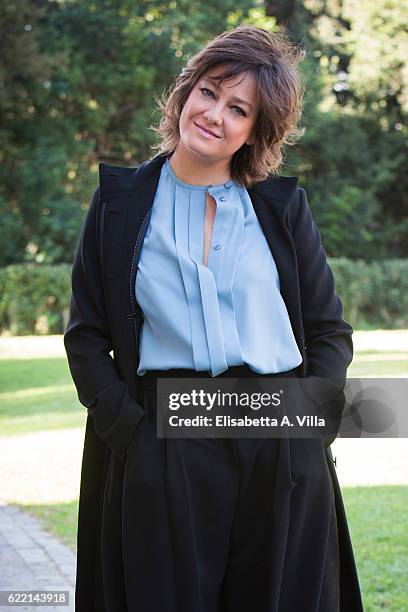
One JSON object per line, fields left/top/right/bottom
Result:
{"left": 194, "top": 122, "right": 221, "bottom": 139}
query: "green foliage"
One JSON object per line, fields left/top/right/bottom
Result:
{"left": 286, "top": 87, "right": 407, "bottom": 259}
{"left": 0, "top": 264, "right": 71, "bottom": 335}
{"left": 0, "top": 0, "right": 406, "bottom": 265}
{"left": 0, "top": 0, "right": 255, "bottom": 266}
{"left": 284, "top": 0, "right": 408, "bottom": 259}
{"left": 330, "top": 258, "right": 408, "bottom": 329}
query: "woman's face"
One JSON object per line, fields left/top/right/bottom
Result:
{"left": 178, "top": 64, "right": 258, "bottom": 164}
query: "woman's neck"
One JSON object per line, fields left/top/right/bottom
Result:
{"left": 168, "top": 148, "right": 232, "bottom": 186}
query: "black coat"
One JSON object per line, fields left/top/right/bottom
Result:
{"left": 64, "top": 152, "right": 363, "bottom": 610}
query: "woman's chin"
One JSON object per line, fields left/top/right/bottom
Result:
{"left": 182, "top": 137, "right": 219, "bottom": 160}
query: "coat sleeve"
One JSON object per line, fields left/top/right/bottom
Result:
{"left": 64, "top": 186, "right": 146, "bottom": 462}
{"left": 291, "top": 187, "right": 353, "bottom": 382}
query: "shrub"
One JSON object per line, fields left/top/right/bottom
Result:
{"left": 0, "top": 259, "right": 407, "bottom": 335}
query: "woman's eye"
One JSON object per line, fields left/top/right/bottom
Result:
{"left": 200, "top": 87, "right": 214, "bottom": 98}
{"left": 199, "top": 88, "right": 246, "bottom": 116}
{"left": 232, "top": 106, "right": 246, "bottom": 116}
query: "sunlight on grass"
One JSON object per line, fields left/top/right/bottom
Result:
{"left": 343, "top": 486, "right": 408, "bottom": 610}
{"left": 0, "top": 357, "right": 85, "bottom": 435}
{"left": 0, "top": 384, "right": 73, "bottom": 401}
{"left": 348, "top": 351, "right": 408, "bottom": 377}
{"left": 0, "top": 412, "right": 86, "bottom": 436}
{"left": 0, "top": 357, "right": 72, "bottom": 392}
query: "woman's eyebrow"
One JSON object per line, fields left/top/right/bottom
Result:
{"left": 202, "top": 77, "right": 254, "bottom": 110}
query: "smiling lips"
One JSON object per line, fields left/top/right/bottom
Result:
{"left": 194, "top": 122, "right": 221, "bottom": 139}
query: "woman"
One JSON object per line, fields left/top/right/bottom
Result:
{"left": 64, "top": 25, "right": 364, "bottom": 612}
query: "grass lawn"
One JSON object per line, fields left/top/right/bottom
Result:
{"left": 17, "top": 486, "right": 408, "bottom": 611}
{"left": 342, "top": 486, "right": 408, "bottom": 611}
{"left": 348, "top": 350, "right": 408, "bottom": 377}
{"left": 0, "top": 349, "right": 407, "bottom": 436}
{"left": 0, "top": 357, "right": 86, "bottom": 435}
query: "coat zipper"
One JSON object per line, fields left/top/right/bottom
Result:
{"left": 99, "top": 200, "right": 107, "bottom": 280}
{"left": 281, "top": 213, "right": 306, "bottom": 374}
{"left": 128, "top": 206, "right": 153, "bottom": 365}
{"left": 98, "top": 199, "right": 112, "bottom": 321}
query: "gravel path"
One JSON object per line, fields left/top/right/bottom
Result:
{"left": 331, "top": 438, "right": 408, "bottom": 486}
{"left": 0, "top": 429, "right": 83, "bottom": 505}
{"left": 0, "top": 427, "right": 406, "bottom": 511}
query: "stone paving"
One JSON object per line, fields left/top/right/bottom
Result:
{"left": 0, "top": 503, "right": 75, "bottom": 611}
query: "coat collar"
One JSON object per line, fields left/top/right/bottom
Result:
{"left": 127, "top": 152, "right": 299, "bottom": 216}
{"left": 100, "top": 153, "right": 298, "bottom": 214}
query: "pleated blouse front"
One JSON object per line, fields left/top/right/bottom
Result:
{"left": 135, "top": 157, "right": 302, "bottom": 377}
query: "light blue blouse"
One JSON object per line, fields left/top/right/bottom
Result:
{"left": 135, "top": 157, "right": 303, "bottom": 377}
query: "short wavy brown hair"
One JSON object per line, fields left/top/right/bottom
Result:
{"left": 149, "top": 25, "right": 305, "bottom": 187}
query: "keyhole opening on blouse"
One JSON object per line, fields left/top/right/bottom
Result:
{"left": 203, "top": 192, "right": 217, "bottom": 266}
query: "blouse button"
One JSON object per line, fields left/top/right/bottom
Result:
{"left": 213, "top": 243, "right": 222, "bottom": 250}
{"left": 219, "top": 195, "right": 226, "bottom": 202}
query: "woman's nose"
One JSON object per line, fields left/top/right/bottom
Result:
{"left": 203, "top": 104, "right": 224, "bottom": 125}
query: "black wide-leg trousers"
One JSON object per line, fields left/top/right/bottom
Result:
{"left": 100, "top": 366, "right": 343, "bottom": 612}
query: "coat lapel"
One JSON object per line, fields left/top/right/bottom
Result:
{"left": 120, "top": 160, "right": 165, "bottom": 393}
{"left": 247, "top": 181, "right": 305, "bottom": 369}
{"left": 99, "top": 157, "right": 166, "bottom": 395}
